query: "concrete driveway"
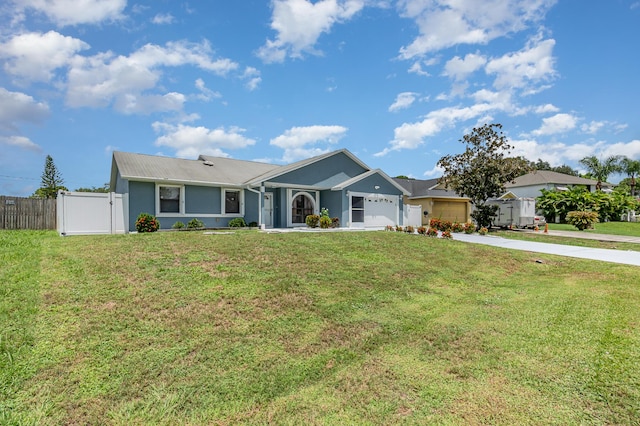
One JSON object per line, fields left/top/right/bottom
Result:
{"left": 452, "top": 232, "right": 640, "bottom": 267}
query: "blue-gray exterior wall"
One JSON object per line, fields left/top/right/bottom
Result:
{"left": 128, "top": 181, "right": 155, "bottom": 230}
{"left": 125, "top": 179, "right": 258, "bottom": 230}
{"left": 319, "top": 190, "right": 343, "bottom": 223}
{"left": 271, "top": 152, "right": 367, "bottom": 186}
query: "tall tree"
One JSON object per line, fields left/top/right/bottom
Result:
{"left": 437, "top": 123, "right": 532, "bottom": 227}
{"left": 620, "top": 157, "right": 640, "bottom": 197}
{"left": 530, "top": 159, "right": 579, "bottom": 176}
{"left": 33, "top": 155, "right": 68, "bottom": 198}
{"left": 578, "top": 155, "right": 622, "bottom": 191}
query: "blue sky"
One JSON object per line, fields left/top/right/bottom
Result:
{"left": 1, "top": 0, "right": 639, "bottom": 196}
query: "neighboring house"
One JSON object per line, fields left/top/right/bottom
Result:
{"left": 505, "top": 170, "right": 613, "bottom": 198}
{"left": 110, "top": 149, "right": 410, "bottom": 232}
{"left": 393, "top": 178, "right": 471, "bottom": 225}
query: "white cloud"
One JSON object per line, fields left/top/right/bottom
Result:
{"left": 443, "top": 53, "right": 486, "bottom": 80}
{"left": 152, "top": 122, "right": 256, "bottom": 158}
{"left": 389, "top": 92, "right": 418, "bottom": 112}
{"left": 532, "top": 113, "right": 577, "bottom": 136}
{"left": 0, "top": 88, "right": 50, "bottom": 132}
{"left": 194, "top": 78, "right": 222, "bottom": 102}
{"left": 66, "top": 40, "right": 239, "bottom": 112}
{"left": 242, "top": 67, "right": 262, "bottom": 91}
{"left": 257, "top": 0, "right": 365, "bottom": 63}
{"left": 376, "top": 103, "right": 494, "bottom": 156}
{"left": 0, "top": 135, "right": 42, "bottom": 152}
{"left": 16, "top": 0, "right": 127, "bottom": 26}
{"left": 270, "top": 125, "right": 348, "bottom": 162}
{"left": 485, "top": 36, "right": 556, "bottom": 91}
{"left": 114, "top": 92, "right": 186, "bottom": 115}
{"left": 0, "top": 31, "right": 89, "bottom": 83}
{"left": 408, "top": 61, "right": 431, "bottom": 77}
{"left": 398, "top": 0, "right": 556, "bottom": 59}
{"left": 533, "top": 103, "right": 559, "bottom": 114}
{"left": 423, "top": 164, "right": 444, "bottom": 178}
{"left": 510, "top": 138, "right": 640, "bottom": 166}
{"left": 152, "top": 13, "right": 174, "bottom": 25}
{"left": 580, "top": 120, "right": 608, "bottom": 135}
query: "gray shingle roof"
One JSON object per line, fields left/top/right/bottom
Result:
{"left": 505, "top": 170, "right": 610, "bottom": 188}
{"left": 393, "top": 178, "right": 464, "bottom": 198}
{"left": 112, "top": 151, "right": 280, "bottom": 186}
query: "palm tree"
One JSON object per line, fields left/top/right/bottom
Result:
{"left": 621, "top": 157, "right": 640, "bottom": 197}
{"left": 579, "top": 155, "right": 622, "bottom": 191}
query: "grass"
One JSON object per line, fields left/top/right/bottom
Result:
{"left": 2, "top": 230, "right": 640, "bottom": 424}
{"left": 548, "top": 221, "right": 640, "bottom": 237}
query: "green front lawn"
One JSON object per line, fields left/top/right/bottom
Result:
{"left": 548, "top": 221, "right": 640, "bottom": 237}
{"left": 2, "top": 230, "right": 639, "bottom": 424}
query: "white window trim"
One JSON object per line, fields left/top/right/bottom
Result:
{"left": 221, "top": 188, "right": 245, "bottom": 217}
{"left": 287, "top": 189, "right": 318, "bottom": 227}
{"left": 156, "top": 184, "right": 185, "bottom": 216}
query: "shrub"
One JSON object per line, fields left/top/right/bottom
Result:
{"left": 305, "top": 214, "right": 320, "bottom": 228}
{"left": 331, "top": 217, "right": 340, "bottom": 228}
{"left": 319, "top": 216, "right": 332, "bottom": 229}
{"left": 248, "top": 221, "right": 258, "bottom": 227}
{"left": 478, "top": 227, "right": 488, "bottom": 235}
{"left": 395, "top": 225, "right": 403, "bottom": 232}
{"left": 405, "top": 225, "right": 415, "bottom": 234}
{"left": 385, "top": 225, "right": 394, "bottom": 231}
{"left": 426, "top": 227, "right": 438, "bottom": 237}
{"left": 452, "top": 221, "right": 464, "bottom": 233}
{"left": 172, "top": 221, "right": 185, "bottom": 229}
{"left": 429, "top": 218, "right": 441, "bottom": 230}
{"left": 187, "top": 218, "right": 204, "bottom": 229}
{"left": 417, "top": 226, "right": 427, "bottom": 235}
{"left": 228, "top": 217, "right": 246, "bottom": 228}
{"left": 566, "top": 211, "right": 599, "bottom": 231}
{"left": 441, "top": 230, "right": 452, "bottom": 239}
{"left": 463, "top": 222, "right": 476, "bottom": 234}
{"left": 135, "top": 213, "right": 160, "bottom": 233}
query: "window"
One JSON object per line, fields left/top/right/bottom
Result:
{"left": 159, "top": 185, "right": 181, "bottom": 213}
{"left": 291, "top": 193, "right": 314, "bottom": 224}
{"left": 351, "top": 196, "right": 364, "bottom": 222}
{"left": 224, "top": 189, "right": 241, "bottom": 214}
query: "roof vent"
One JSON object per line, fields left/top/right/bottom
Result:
{"left": 203, "top": 160, "right": 214, "bottom": 167}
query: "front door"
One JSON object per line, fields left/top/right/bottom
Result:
{"left": 264, "top": 193, "right": 273, "bottom": 228}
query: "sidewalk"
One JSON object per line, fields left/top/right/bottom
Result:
{"left": 452, "top": 232, "right": 640, "bottom": 267}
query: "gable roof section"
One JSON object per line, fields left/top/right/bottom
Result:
{"left": 506, "top": 170, "right": 609, "bottom": 188}
{"left": 393, "top": 177, "right": 466, "bottom": 199}
{"left": 333, "top": 169, "right": 411, "bottom": 195}
{"left": 112, "top": 151, "right": 280, "bottom": 186}
{"left": 246, "top": 149, "right": 369, "bottom": 187}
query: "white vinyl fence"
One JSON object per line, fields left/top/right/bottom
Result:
{"left": 403, "top": 204, "right": 422, "bottom": 227}
{"left": 57, "top": 191, "right": 127, "bottom": 236}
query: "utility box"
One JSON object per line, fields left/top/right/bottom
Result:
{"left": 486, "top": 195, "right": 545, "bottom": 229}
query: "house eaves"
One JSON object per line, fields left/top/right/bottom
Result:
{"left": 245, "top": 149, "right": 370, "bottom": 186}
{"left": 332, "top": 169, "right": 411, "bottom": 195}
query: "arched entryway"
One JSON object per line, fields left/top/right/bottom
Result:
{"left": 290, "top": 192, "right": 315, "bottom": 225}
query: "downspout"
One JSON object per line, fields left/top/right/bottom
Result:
{"left": 246, "top": 184, "right": 264, "bottom": 229}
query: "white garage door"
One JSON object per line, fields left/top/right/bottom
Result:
{"left": 362, "top": 194, "right": 398, "bottom": 227}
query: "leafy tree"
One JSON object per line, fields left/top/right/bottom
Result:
{"left": 530, "top": 159, "right": 579, "bottom": 176}
{"left": 75, "top": 183, "right": 110, "bottom": 193}
{"left": 620, "top": 157, "right": 640, "bottom": 196}
{"left": 32, "top": 155, "right": 67, "bottom": 199}
{"left": 578, "top": 155, "right": 622, "bottom": 191}
{"left": 437, "top": 123, "right": 532, "bottom": 227}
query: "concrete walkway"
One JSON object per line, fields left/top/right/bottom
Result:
{"left": 452, "top": 232, "right": 640, "bottom": 267}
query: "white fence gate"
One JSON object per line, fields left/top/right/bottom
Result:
{"left": 57, "top": 191, "right": 127, "bottom": 236}
{"left": 403, "top": 204, "right": 422, "bottom": 227}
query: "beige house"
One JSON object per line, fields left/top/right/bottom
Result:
{"left": 393, "top": 178, "right": 471, "bottom": 225}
